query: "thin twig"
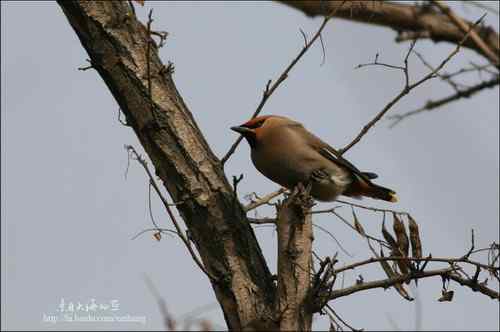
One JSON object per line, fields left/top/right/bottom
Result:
{"left": 148, "top": 181, "right": 162, "bottom": 230}
{"left": 339, "top": 14, "right": 486, "bottom": 155}
{"left": 442, "top": 63, "right": 496, "bottom": 79}
{"left": 355, "top": 52, "right": 406, "bottom": 71}
{"left": 314, "top": 223, "right": 353, "bottom": 258}
{"left": 325, "top": 304, "right": 363, "bottom": 332}
{"left": 221, "top": 2, "right": 346, "bottom": 165}
{"left": 388, "top": 76, "right": 499, "bottom": 127}
{"left": 330, "top": 210, "right": 390, "bottom": 249}
{"left": 125, "top": 145, "right": 215, "bottom": 281}
{"left": 413, "top": 50, "right": 465, "bottom": 92}
{"left": 309, "top": 206, "right": 343, "bottom": 215}
{"left": 78, "top": 59, "right": 95, "bottom": 71}
{"left": 333, "top": 255, "right": 498, "bottom": 275}
{"left": 244, "top": 188, "right": 287, "bottom": 212}
{"left": 335, "top": 199, "right": 410, "bottom": 216}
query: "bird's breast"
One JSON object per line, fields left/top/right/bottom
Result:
{"left": 250, "top": 143, "right": 353, "bottom": 202}
{"left": 251, "top": 146, "right": 310, "bottom": 189}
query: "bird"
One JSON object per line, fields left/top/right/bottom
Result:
{"left": 230, "top": 115, "right": 398, "bottom": 203}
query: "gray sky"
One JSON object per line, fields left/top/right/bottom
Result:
{"left": 2, "top": 1, "right": 499, "bottom": 331}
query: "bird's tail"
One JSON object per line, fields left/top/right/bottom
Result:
{"left": 365, "top": 183, "right": 398, "bottom": 202}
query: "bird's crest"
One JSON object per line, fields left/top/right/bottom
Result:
{"left": 242, "top": 115, "right": 273, "bottom": 128}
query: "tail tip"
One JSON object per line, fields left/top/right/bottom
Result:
{"left": 389, "top": 192, "right": 398, "bottom": 203}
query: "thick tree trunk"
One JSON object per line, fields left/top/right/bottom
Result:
{"left": 57, "top": 1, "right": 277, "bottom": 330}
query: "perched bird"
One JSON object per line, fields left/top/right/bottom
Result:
{"left": 231, "top": 115, "right": 398, "bottom": 202}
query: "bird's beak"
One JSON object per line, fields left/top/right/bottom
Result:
{"left": 230, "top": 126, "right": 253, "bottom": 135}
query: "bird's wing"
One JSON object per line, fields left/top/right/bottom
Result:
{"left": 318, "top": 145, "right": 372, "bottom": 183}
{"left": 292, "top": 124, "right": 374, "bottom": 183}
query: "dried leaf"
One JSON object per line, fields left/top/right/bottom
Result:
{"left": 393, "top": 214, "right": 410, "bottom": 275}
{"left": 153, "top": 232, "right": 162, "bottom": 241}
{"left": 133, "top": 0, "right": 145, "bottom": 6}
{"left": 408, "top": 215, "right": 422, "bottom": 259}
{"left": 380, "top": 258, "right": 396, "bottom": 278}
{"left": 379, "top": 251, "right": 413, "bottom": 301}
{"left": 393, "top": 214, "right": 409, "bottom": 256}
{"left": 352, "top": 208, "right": 366, "bottom": 236}
{"left": 382, "top": 221, "right": 399, "bottom": 252}
{"left": 438, "top": 289, "right": 454, "bottom": 302}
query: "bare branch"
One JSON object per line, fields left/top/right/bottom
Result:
{"left": 125, "top": 145, "right": 215, "bottom": 281}
{"left": 325, "top": 267, "right": 457, "bottom": 301}
{"left": 335, "top": 199, "right": 410, "bottom": 216}
{"left": 413, "top": 49, "right": 465, "bottom": 92}
{"left": 388, "top": 76, "right": 500, "bottom": 127}
{"left": 329, "top": 209, "right": 390, "bottom": 249}
{"left": 339, "top": 14, "right": 486, "bottom": 155}
{"left": 442, "top": 62, "right": 497, "bottom": 79}
{"left": 77, "top": 59, "right": 95, "bottom": 71}
{"left": 313, "top": 223, "right": 353, "bottom": 258}
{"left": 448, "top": 273, "right": 500, "bottom": 300}
{"left": 244, "top": 188, "right": 287, "bottom": 212}
{"left": 332, "top": 255, "right": 498, "bottom": 276}
{"left": 221, "top": 2, "right": 346, "bottom": 165}
{"left": 277, "top": 1, "right": 500, "bottom": 60}
{"left": 325, "top": 304, "right": 363, "bottom": 332}
{"left": 355, "top": 53, "right": 406, "bottom": 71}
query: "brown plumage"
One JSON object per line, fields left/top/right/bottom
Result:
{"left": 231, "top": 115, "right": 398, "bottom": 203}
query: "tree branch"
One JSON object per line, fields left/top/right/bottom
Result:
{"left": 431, "top": 0, "right": 499, "bottom": 67}
{"left": 339, "top": 14, "right": 484, "bottom": 155}
{"left": 244, "top": 188, "right": 287, "bottom": 212}
{"left": 126, "top": 146, "right": 214, "bottom": 280}
{"left": 333, "top": 255, "right": 498, "bottom": 276}
{"left": 276, "top": 184, "right": 315, "bottom": 331}
{"left": 57, "top": 2, "right": 277, "bottom": 330}
{"left": 326, "top": 267, "right": 455, "bottom": 301}
{"left": 388, "top": 76, "right": 499, "bottom": 127}
{"left": 448, "top": 273, "right": 500, "bottom": 300}
{"left": 321, "top": 267, "right": 499, "bottom": 302}
{"left": 277, "top": 1, "right": 499, "bottom": 61}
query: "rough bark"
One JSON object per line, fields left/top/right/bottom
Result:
{"left": 276, "top": 186, "right": 314, "bottom": 331}
{"left": 278, "top": 0, "right": 500, "bottom": 60}
{"left": 57, "top": 1, "right": 276, "bottom": 330}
